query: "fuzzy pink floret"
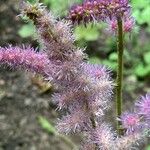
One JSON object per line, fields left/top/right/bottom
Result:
{"left": 0, "top": 46, "right": 50, "bottom": 75}
{"left": 89, "top": 123, "right": 115, "bottom": 149}
{"left": 56, "top": 108, "right": 90, "bottom": 134}
{"left": 136, "top": 94, "right": 150, "bottom": 119}
{"left": 119, "top": 112, "right": 142, "bottom": 134}
{"left": 123, "top": 17, "right": 135, "bottom": 33}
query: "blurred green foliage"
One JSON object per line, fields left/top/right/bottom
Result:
{"left": 132, "top": 0, "right": 150, "bottom": 26}
{"left": 38, "top": 116, "right": 57, "bottom": 135}
{"left": 146, "top": 145, "right": 150, "bottom": 150}
{"left": 18, "top": 22, "right": 35, "bottom": 38}
{"left": 75, "top": 24, "right": 100, "bottom": 41}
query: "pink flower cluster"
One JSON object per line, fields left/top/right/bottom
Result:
{"left": 69, "top": 0, "right": 134, "bottom": 33}
{"left": 0, "top": 45, "right": 50, "bottom": 75}
{"left": 119, "top": 94, "right": 150, "bottom": 135}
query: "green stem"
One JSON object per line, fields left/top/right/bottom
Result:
{"left": 116, "top": 17, "right": 124, "bottom": 135}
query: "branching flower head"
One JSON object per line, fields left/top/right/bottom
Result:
{"left": 0, "top": 45, "right": 50, "bottom": 75}
{"left": 68, "top": 0, "right": 134, "bottom": 33}
{"left": 15, "top": 1, "right": 114, "bottom": 139}
{"left": 107, "top": 15, "right": 135, "bottom": 33}
{"left": 69, "top": 0, "right": 131, "bottom": 22}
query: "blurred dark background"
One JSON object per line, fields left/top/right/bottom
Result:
{"left": 0, "top": 0, "right": 150, "bottom": 149}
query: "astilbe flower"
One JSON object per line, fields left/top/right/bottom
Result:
{"left": 0, "top": 1, "right": 149, "bottom": 150}
{"left": 118, "top": 95, "right": 150, "bottom": 137}
{"left": 123, "top": 16, "right": 135, "bottom": 33}
{"left": 69, "top": 0, "right": 135, "bottom": 33}
{"left": 119, "top": 112, "right": 142, "bottom": 135}
{"left": 0, "top": 45, "right": 50, "bottom": 76}
{"left": 116, "top": 95, "right": 150, "bottom": 149}
{"left": 136, "top": 94, "right": 150, "bottom": 121}
{"left": 88, "top": 123, "right": 116, "bottom": 150}
{"left": 20, "top": 1, "right": 76, "bottom": 59}
{"left": 115, "top": 133, "right": 143, "bottom": 150}
{"left": 56, "top": 106, "right": 90, "bottom": 134}
{"left": 108, "top": 15, "right": 135, "bottom": 34}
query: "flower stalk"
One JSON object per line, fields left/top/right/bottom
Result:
{"left": 116, "top": 17, "right": 124, "bottom": 135}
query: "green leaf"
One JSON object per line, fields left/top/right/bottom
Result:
{"left": 134, "top": 64, "right": 150, "bottom": 77}
{"left": 144, "top": 52, "right": 150, "bottom": 64}
{"left": 46, "top": 0, "right": 71, "bottom": 16}
{"left": 132, "top": 9, "right": 140, "bottom": 21}
{"left": 138, "top": 7, "right": 150, "bottom": 24}
{"left": 89, "top": 57, "right": 101, "bottom": 64}
{"left": 131, "top": 0, "right": 149, "bottom": 9}
{"left": 145, "top": 145, "right": 150, "bottom": 150}
{"left": 38, "top": 116, "right": 57, "bottom": 135}
{"left": 109, "top": 52, "right": 117, "bottom": 61}
{"left": 27, "top": 0, "right": 36, "bottom": 3}
{"left": 18, "top": 23, "right": 35, "bottom": 38}
{"left": 132, "top": 0, "right": 150, "bottom": 24}
{"left": 75, "top": 24, "right": 100, "bottom": 41}
{"left": 102, "top": 60, "right": 117, "bottom": 70}
{"left": 89, "top": 56, "right": 117, "bottom": 70}
{"left": 141, "top": 6, "right": 150, "bottom": 23}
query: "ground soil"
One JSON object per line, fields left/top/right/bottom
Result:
{"left": 0, "top": 69, "right": 81, "bottom": 150}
